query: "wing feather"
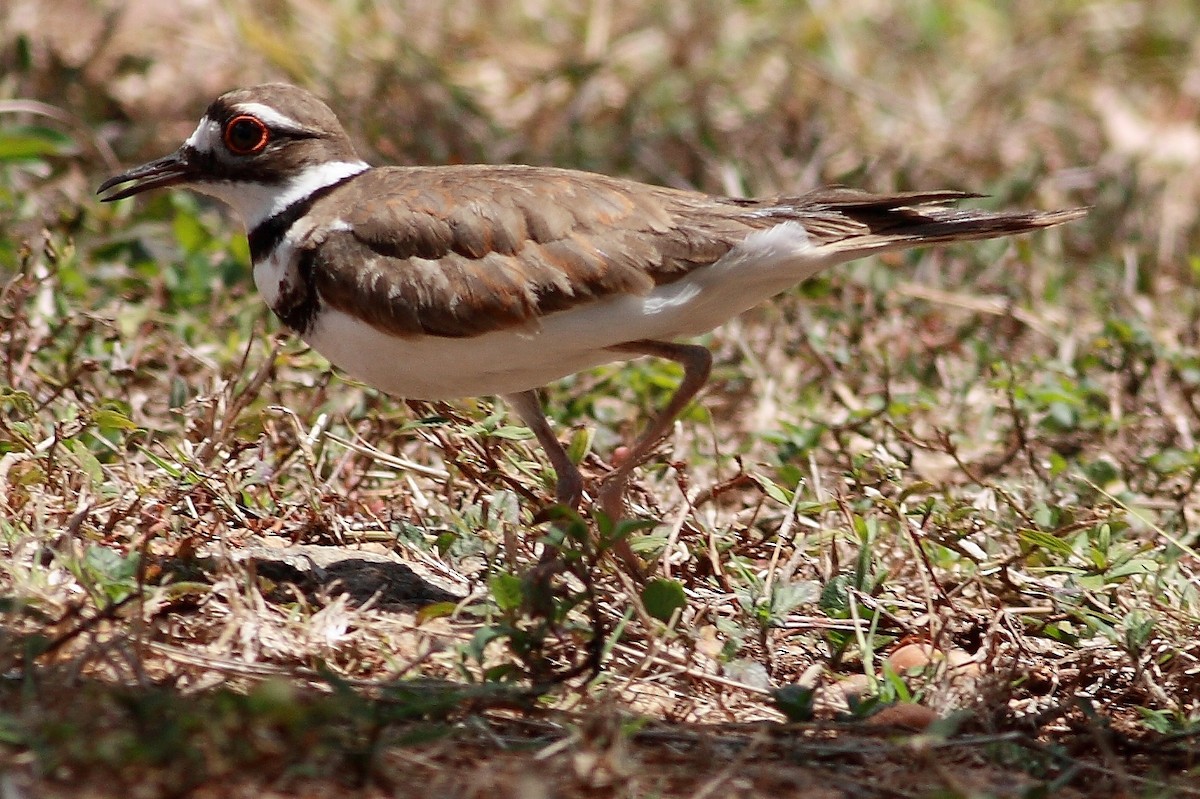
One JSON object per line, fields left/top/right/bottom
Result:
{"left": 299, "top": 167, "right": 1079, "bottom": 339}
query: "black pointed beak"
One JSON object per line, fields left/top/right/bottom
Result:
{"left": 97, "top": 149, "right": 195, "bottom": 202}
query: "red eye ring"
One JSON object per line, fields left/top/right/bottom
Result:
{"left": 223, "top": 115, "right": 269, "bottom": 155}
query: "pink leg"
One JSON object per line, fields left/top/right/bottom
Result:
{"left": 597, "top": 341, "right": 713, "bottom": 522}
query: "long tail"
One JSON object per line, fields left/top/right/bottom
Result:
{"left": 770, "top": 188, "right": 1086, "bottom": 258}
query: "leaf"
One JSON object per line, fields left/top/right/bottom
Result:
{"left": 1048, "top": 401, "right": 1077, "bottom": 429}
{"left": 597, "top": 515, "right": 658, "bottom": 549}
{"left": 488, "top": 573, "right": 524, "bottom": 612}
{"left": 141, "top": 448, "right": 184, "bottom": 478}
{"left": 641, "top": 578, "right": 686, "bottom": 623}
{"left": 770, "top": 580, "right": 819, "bottom": 618}
{"left": 85, "top": 545, "right": 139, "bottom": 583}
{"left": 1121, "top": 609, "right": 1156, "bottom": 653}
{"left": 565, "top": 425, "right": 593, "bottom": 465}
{"left": 10, "top": 462, "right": 44, "bottom": 486}
{"left": 415, "top": 601, "right": 458, "bottom": 625}
{"left": 751, "top": 472, "right": 793, "bottom": 505}
{"left": 0, "top": 389, "right": 36, "bottom": 418}
{"left": 0, "top": 125, "right": 74, "bottom": 161}
{"left": 467, "top": 625, "right": 510, "bottom": 663}
{"left": 81, "top": 546, "right": 140, "bottom": 603}
{"left": 66, "top": 439, "right": 104, "bottom": 487}
{"left": 819, "top": 573, "right": 853, "bottom": 616}
{"left": 772, "top": 685, "right": 816, "bottom": 722}
{"left": 92, "top": 408, "right": 139, "bottom": 432}
{"left": 489, "top": 426, "right": 533, "bottom": 441}
{"left": 1018, "top": 528, "right": 1076, "bottom": 558}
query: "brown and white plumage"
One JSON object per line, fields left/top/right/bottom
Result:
{"left": 99, "top": 83, "right": 1084, "bottom": 531}
{"left": 292, "top": 169, "right": 1079, "bottom": 341}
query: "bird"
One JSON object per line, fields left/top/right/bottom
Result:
{"left": 98, "top": 83, "right": 1083, "bottom": 544}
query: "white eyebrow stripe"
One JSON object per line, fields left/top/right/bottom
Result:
{"left": 232, "top": 102, "right": 306, "bottom": 131}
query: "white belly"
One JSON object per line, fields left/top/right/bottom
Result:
{"left": 279, "top": 222, "right": 833, "bottom": 400}
{"left": 305, "top": 306, "right": 631, "bottom": 399}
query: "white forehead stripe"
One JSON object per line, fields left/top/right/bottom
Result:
{"left": 231, "top": 102, "right": 306, "bottom": 131}
{"left": 184, "top": 118, "right": 221, "bottom": 152}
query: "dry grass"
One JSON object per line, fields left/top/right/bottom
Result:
{"left": 2, "top": 1, "right": 1200, "bottom": 796}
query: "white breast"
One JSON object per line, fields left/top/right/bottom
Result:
{"left": 253, "top": 239, "right": 294, "bottom": 309}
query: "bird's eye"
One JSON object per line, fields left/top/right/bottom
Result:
{"left": 223, "top": 115, "right": 269, "bottom": 155}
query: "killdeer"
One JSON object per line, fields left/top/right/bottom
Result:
{"left": 99, "top": 83, "right": 1083, "bottom": 532}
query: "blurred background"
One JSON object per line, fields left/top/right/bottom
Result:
{"left": 6, "top": 0, "right": 1193, "bottom": 264}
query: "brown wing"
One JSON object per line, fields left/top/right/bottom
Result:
{"left": 307, "top": 165, "right": 752, "bottom": 338}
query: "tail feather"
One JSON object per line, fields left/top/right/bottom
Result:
{"left": 771, "top": 188, "right": 1087, "bottom": 257}
{"left": 839, "top": 205, "right": 1088, "bottom": 256}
